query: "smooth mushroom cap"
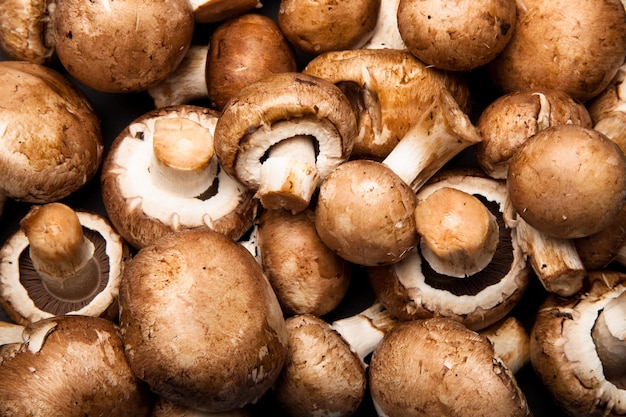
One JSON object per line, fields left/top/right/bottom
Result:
{"left": 369, "top": 318, "right": 531, "bottom": 417}
{"left": 119, "top": 228, "right": 288, "bottom": 412}
{"left": 0, "top": 315, "right": 151, "bottom": 417}
{"left": 188, "top": 0, "right": 260, "bottom": 23}
{"left": 0, "top": 0, "right": 55, "bottom": 64}
{"left": 277, "top": 0, "right": 380, "bottom": 55}
{"left": 575, "top": 203, "right": 626, "bottom": 270}
{"left": 397, "top": 0, "right": 516, "bottom": 71}
{"left": 507, "top": 124, "right": 626, "bottom": 239}
{"left": 53, "top": 0, "right": 195, "bottom": 92}
{"left": 0, "top": 61, "right": 103, "bottom": 203}
{"left": 205, "top": 13, "right": 298, "bottom": 111}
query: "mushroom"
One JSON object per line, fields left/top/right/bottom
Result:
{"left": 53, "top": 0, "right": 195, "bottom": 92}
{"left": 273, "top": 302, "right": 397, "bottom": 417}
{"left": 0, "top": 315, "right": 151, "bottom": 416}
{"left": 0, "top": 202, "right": 130, "bottom": 325}
{"left": 150, "top": 396, "right": 251, "bottom": 417}
{"left": 480, "top": 315, "right": 531, "bottom": 375}
{"left": 277, "top": 0, "right": 380, "bottom": 56}
{"left": 119, "top": 228, "right": 288, "bottom": 412}
{"left": 189, "top": 0, "right": 261, "bottom": 24}
{"left": 530, "top": 270, "right": 626, "bottom": 416}
{"left": 575, "top": 204, "right": 626, "bottom": 270}
{"left": 367, "top": 168, "right": 531, "bottom": 330}
{"left": 368, "top": 317, "right": 532, "bottom": 417}
{"left": 213, "top": 72, "right": 357, "bottom": 213}
{"left": 487, "top": 0, "right": 626, "bottom": 102}
{"left": 587, "top": 62, "right": 626, "bottom": 153}
{"left": 507, "top": 124, "right": 626, "bottom": 239}
{"left": 314, "top": 90, "right": 482, "bottom": 266}
{"left": 0, "top": 0, "right": 56, "bottom": 63}
{"left": 302, "top": 48, "right": 472, "bottom": 160}
{"left": 474, "top": 88, "right": 592, "bottom": 179}
{"left": 255, "top": 207, "right": 352, "bottom": 316}
{"left": 0, "top": 61, "right": 103, "bottom": 206}
{"left": 397, "top": 0, "right": 517, "bottom": 71}
{"left": 101, "top": 105, "right": 258, "bottom": 250}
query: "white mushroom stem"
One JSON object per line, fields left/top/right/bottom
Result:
{"left": 330, "top": 302, "right": 397, "bottom": 364}
{"left": 150, "top": 117, "right": 218, "bottom": 199}
{"left": 479, "top": 316, "right": 530, "bottom": 374}
{"left": 594, "top": 116, "right": 626, "bottom": 154}
{"left": 256, "top": 135, "right": 320, "bottom": 213}
{"left": 616, "top": 244, "right": 626, "bottom": 266}
{"left": 381, "top": 91, "right": 482, "bottom": 193}
{"left": 0, "top": 321, "right": 25, "bottom": 346}
{"left": 414, "top": 187, "right": 499, "bottom": 278}
{"left": 514, "top": 217, "right": 586, "bottom": 296}
{"left": 362, "top": 0, "right": 407, "bottom": 50}
{"left": 592, "top": 290, "right": 626, "bottom": 387}
{"left": 20, "top": 203, "right": 101, "bottom": 302}
{"left": 147, "top": 45, "right": 209, "bottom": 108}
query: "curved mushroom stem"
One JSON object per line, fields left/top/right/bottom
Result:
{"left": 20, "top": 203, "right": 101, "bottom": 302}
{"left": 150, "top": 117, "right": 218, "bottom": 198}
{"left": 329, "top": 302, "right": 397, "bottom": 364}
{"left": 414, "top": 187, "right": 499, "bottom": 278}
{"left": 257, "top": 135, "right": 320, "bottom": 213}
{"left": 592, "top": 290, "right": 626, "bottom": 388}
{"left": 362, "top": 0, "right": 406, "bottom": 50}
{"left": 381, "top": 91, "right": 482, "bottom": 193}
{"left": 0, "top": 321, "right": 25, "bottom": 346}
{"left": 147, "top": 45, "right": 209, "bottom": 108}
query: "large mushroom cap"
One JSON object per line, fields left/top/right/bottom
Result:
{"left": 119, "top": 228, "right": 288, "bottom": 412}
{"left": 0, "top": 61, "right": 103, "bottom": 203}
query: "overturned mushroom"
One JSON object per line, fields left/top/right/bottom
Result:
{"left": 214, "top": 72, "right": 357, "bottom": 213}
{"left": 368, "top": 169, "right": 530, "bottom": 330}
{"left": 101, "top": 105, "right": 258, "bottom": 249}
{"left": 0, "top": 202, "right": 129, "bottom": 325}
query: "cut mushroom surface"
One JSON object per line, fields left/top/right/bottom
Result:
{"left": 101, "top": 105, "right": 258, "bottom": 249}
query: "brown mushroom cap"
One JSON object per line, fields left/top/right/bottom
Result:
{"left": 369, "top": 318, "right": 531, "bottom": 417}
{"left": 488, "top": 0, "right": 626, "bottom": 102}
{"left": 119, "top": 228, "right": 288, "bottom": 412}
{"left": 205, "top": 13, "right": 298, "bottom": 110}
{"left": 507, "top": 124, "right": 626, "bottom": 239}
{"left": 397, "top": 0, "right": 516, "bottom": 71}
{"left": 277, "top": 0, "right": 380, "bottom": 55}
{"left": 150, "top": 396, "right": 251, "bottom": 417}
{"left": 0, "top": 61, "right": 103, "bottom": 203}
{"left": 0, "top": 0, "right": 55, "bottom": 64}
{"left": 53, "top": 0, "right": 194, "bottom": 92}
{"left": 0, "top": 315, "right": 151, "bottom": 417}
{"left": 189, "top": 0, "right": 260, "bottom": 23}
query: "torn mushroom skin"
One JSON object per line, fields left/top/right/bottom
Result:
{"left": 0, "top": 0, "right": 56, "bottom": 64}
{"left": 367, "top": 169, "right": 530, "bottom": 331}
{"left": 0, "top": 315, "right": 151, "bottom": 417}
{"left": 0, "top": 202, "right": 129, "bottom": 325}
{"left": 214, "top": 72, "right": 357, "bottom": 214}
{"left": 531, "top": 270, "right": 626, "bottom": 417}
{"left": 101, "top": 105, "right": 258, "bottom": 250}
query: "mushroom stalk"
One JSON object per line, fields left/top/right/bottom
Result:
{"left": 0, "top": 321, "right": 25, "bottom": 346}
{"left": 362, "top": 0, "right": 406, "bottom": 50}
{"left": 592, "top": 290, "right": 626, "bottom": 388}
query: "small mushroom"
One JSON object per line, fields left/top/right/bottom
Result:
{"left": 507, "top": 124, "right": 626, "bottom": 239}
{"left": 0, "top": 202, "right": 130, "bottom": 325}
{"left": 213, "top": 72, "right": 357, "bottom": 213}
{"left": 101, "top": 105, "right": 258, "bottom": 249}
{"left": 575, "top": 204, "right": 626, "bottom": 270}
{"left": 397, "top": 0, "right": 517, "bottom": 71}
{"left": 189, "top": 0, "right": 261, "bottom": 23}
{"left": 53, "top": 0, "right": 195, "bottom": 92}
{"left": 531, "top": 270, "right": 626, "bottom": 416}
{"left": 119, "top": 228, "right": 288, "bottom": 412}
{"left": 588, "top": 62, "right": 626, "bottom": 153}
{"left": 0, "top": 315, "right": 151, "bottom": 416}
{"left": 0, "top": 0, "right": 55, "bottom": 63}
{"left": 367, "top": 169, "right": 531, "bottom": 330}
{"left": 0, "top": 61, "right": 103, "bottom": 206}
{"left": 369, "top": 317, "right": 532, "bottom": 417}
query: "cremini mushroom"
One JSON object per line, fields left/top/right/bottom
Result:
{"left": 0, "top": 0, "right": 56, "bottom": 63}
{"left": 0, "top": 61, "right": 103, "bottom": 206}
{"left": 214, "top": 72, "right": 357, "bottom": 213}
{"left": 0, "top": 202, "right": 129, "bottom": 325}
{"left": 189, "top": 0, "right": 261, "bottom": 23}
{"left": 369, "top": 317, "right": 532, "bottom": 417}
{"left": 119, "top": 228, "right": 288, "bottom": 412}
{"left": 101, "top": 105, "right": 258, "bottom": 250}
{"left": 588, "top": 62, "right": 626, "bottom": 153}
{"left": 397, "top": 0, "right": 517, "bottom": 71}
{"left": 53, "top": 0, "right": 195, "bottom": 92}
{"left": 480, "top": 315, "right": 531, "bottom": 375}
{"left": 531, "top": 270, "right": 626, "bottom": 416}
{"left": 367, "top": 168, "right": 531, "bottom": 330}
{"left": 0, "top": 315, "right": 151, "bottom": 416}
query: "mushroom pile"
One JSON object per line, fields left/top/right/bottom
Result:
{"left": 0, "top": 0, "right": 625, "bottom": 416}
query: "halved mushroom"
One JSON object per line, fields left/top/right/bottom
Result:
{"left": 214, "top": 72, "right": 357, "bottom": 213}
{"left": 0, "top": 315, "right": 151, "bottom": 416}
{"left": 0, "top": 61, "right": 103, "bottom": 206}
{"left": 0, "top": 0, "right": 56, "bottom": 63}
{"left": 367, "top": 168, "right": 530, "bottom": 330}
{"left": 531, "top": 270, "right": 626, "bottom": 416}
{"left": 0, "top": 202, "right": 129, "bottom": 325}
{"left": 101, "top": 105, "right": 258, "bottom": 250}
